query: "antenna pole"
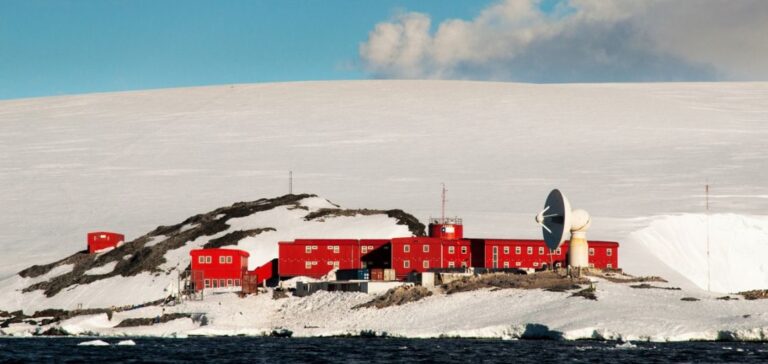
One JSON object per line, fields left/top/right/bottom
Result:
{"left": 289, "top": 171, "right": 293, "bottom": 195}
{"left": 706, "top": 182, "right": 710, "bottom": 292}
{"left": 441, "top": 183, "right": 446, "bottom": 224}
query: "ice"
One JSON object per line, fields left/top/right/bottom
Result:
{"left": 77, "top": 339, "right": 110, "bottom": 346}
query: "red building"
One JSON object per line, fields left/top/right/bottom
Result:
{"left": 87, "top": 232, "right": 125, "bottom": 254}
{"left": 359, "top": 239, "right": 391, "bottom": 269}
{"left": 470, "top": 239, "right": 618, "bottom": 270}
{"left": 278, "top": 239, "right": 361, "bottom": 278}
{"left": 390, "top": 237, "right": 472, "bottom": 279}
{"left": 190, "top": 248, "right": 249, "bottom": 290}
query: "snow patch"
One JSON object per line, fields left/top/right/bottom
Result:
{"left": 84, "top": 261, "right": 117, "bottom": 276}
{"left": 77, "top": 339, "right": 110, "bottom": 346}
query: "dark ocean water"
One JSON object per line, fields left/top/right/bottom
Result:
{"left": 1, "top": 337, "right": 767, "bottom": 363}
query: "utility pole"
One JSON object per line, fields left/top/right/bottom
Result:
{"left": 289, "top": 171, "right": 293, "bottom": 195}
{"left": 706, "top": 182, "right": 711, "bottom": 292}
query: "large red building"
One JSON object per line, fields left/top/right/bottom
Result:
{"left": 190, "top": 248, "right": 249, "bottom": 290}
{"left": 278, "top": 239, "right": 361, "bottom": 278}
{"left": 390, "top": 237, "right": 472, "bottom": 279}
{"left": 470, "top": 239, "right": 618, "bottom": 270}
{"left": 87, "top": 232, "right": 125, "bottom": 254}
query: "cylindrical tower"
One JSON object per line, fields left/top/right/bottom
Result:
{"left": 567, "top": 209, "right": 591, "bottom": 268}
{"left": 428, "top": 217, "right": 463, "bottom": 239}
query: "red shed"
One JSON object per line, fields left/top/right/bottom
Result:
{"left": 190, "top": 248, "right": 249, "bottom": 291}
{"left": 278, "top": 239, "right": 360, "bottom": 278}
{"left": 390, "top": 237, "right": 472, "bottom": 279}
{"left": 87, "top": 232, "right": 125, "bottom": 254}
{"left": 470, "top": 239, "right": 619, "bottom": 270}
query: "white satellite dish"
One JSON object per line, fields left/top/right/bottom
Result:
{"left": 535, "top": 189, "right": 591, "bottom": 268}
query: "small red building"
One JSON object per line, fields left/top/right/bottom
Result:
{"left": 470, "top": 239, "right": 619, "bottom": 270}
{"left": 278, "top": 239, "right": 361, "bottom": 278}
{"left": 428, "top": 217, "right": 464, "bottom": 240}
{"left": 390, "top": 237, "right": 472, "bottom": 279}
{"left": 190, "top": 248, "right": 249, "bottom": 290}
{"left": 87, "top": 232, "right": 125, "bottom": 254}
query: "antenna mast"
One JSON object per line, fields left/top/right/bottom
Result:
{"left": 706, "top": 182, "right": 710, "bottom": 292}
{"left": 289, "top": 171, "right": 293, "bottom": 195}
{"left": 441, "top": 183, "right": 446, "bottom": 224}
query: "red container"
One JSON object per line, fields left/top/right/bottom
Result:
{"left": 370, "top": 268, "right": 384, "bottom": 281}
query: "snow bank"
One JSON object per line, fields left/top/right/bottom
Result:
{"left": 625, "top": 214, "right": 768, "bottom": 293}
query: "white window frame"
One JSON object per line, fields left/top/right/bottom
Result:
{"left": 448, "top": 246, "right": 455, "bottom": 254}
{"left": 404, "top": 244, "right": 410, "bottom": 253}
{"left": 448, "top": 261, "right": 455, "bottom": 268}
{"left": 227, "top": 279, "right": 233, "bottom": 287}
{"left": 423, "top": 260, "right": 429, "bottom": 269}
{"left": 361, "top": 246, "right": 368, "bottom": 254}
{"left": 555, "top": 248, "right": 561, "bottom": 255}
{"left": 515, "top": 261, "right": 522, "bottom": 267}
{"left": 461, "top": 246, "right": 467, "bottom": 254}
{"left": 333, "top": 261, "right": 339, "bottom": 269}
{"left": 607, "top": 263, "right": 613, "bottom": 269}
{"left": 538, "top": 247, "right": 545, "bottom": 255}
{"left": 423, "top": 244, "right": 429, "bottom": 253}
{"left": 589, "top": 248, "right": 595, "bottom": 256}
{"left": 503, "top": 261, "right": 510, "bottom": 268}
{"left": 204, "top": 279, "right": 211, "bottom": 288}
{"left": 226, "top": 256, "right": 232, "bottom": 264}
{"left": 404, "top": 260, "right": 410, "bottom": 268}
{"left": 205, "top": 256, "right": 212, "bottom": 264}
{"left": 527, "top": 247, "right": 533, "bottom": 255}
{"left": 219, "top": 256, "right": 226, "bottom": 264}
{"left": 234, "top": 279, "right": 241, "bottom": 286}
{"left": 515, "top": 246, "right": 521, "bottom": 254}
{"left": 461, "top": 261, "right": 467, "bottom": 268}
{"left": 305, "top": 261, "right": 312, "bottom": 269}
{"left": 504, "top": 246, "right": 510, "bottom": 254}
{"left": 606, "top": 248, "right": 612, "bottom": 256}
{"left": 198, "top": 256, "right": 205, "bottom": 264}
{"left": 533, "top": 262, "right": 539, "bottom": 267}
{"left": 305, "top": 246, "right": 312, "bottom": 254}
{"left": 333, "top": 246, "right": 340, "bottom": 254}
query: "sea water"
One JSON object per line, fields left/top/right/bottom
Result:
{"left": 1, "top": 337, "right": 766, "bottom": 363}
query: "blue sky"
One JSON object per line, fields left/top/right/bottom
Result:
{"left": 0, "top": 0, "right": 497, "bottom": 99}
{"left": 1, "top": 0, "right": 766, "bottom": 100}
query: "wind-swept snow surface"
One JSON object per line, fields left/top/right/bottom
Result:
{"left": 1, "top": 81, "right": 768, "bottom": 291}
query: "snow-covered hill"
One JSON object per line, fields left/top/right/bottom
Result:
{"left": 1, "top": 80, "right": 767, "bottom": 293}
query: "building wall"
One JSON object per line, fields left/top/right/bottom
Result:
{"left": 190, "top": 248, "right": 249, "bottom": 290}
{"left": 470, "top": 239, "right": 619, "bottom": 270}
{"left": 359, "top": 239, "right": 391, "bottom": 269}
{"left": 278, "top": 239, "right": 360, "bottom": 278}
{"left": 390, "top": 237, "right": 471, "bottom": 279}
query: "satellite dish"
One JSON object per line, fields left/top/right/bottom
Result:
{"left": 535, "top": 189, "right": 592, "bottom": 268}
{"left": 535, "top": 189, "right": 572, "bottom": 251}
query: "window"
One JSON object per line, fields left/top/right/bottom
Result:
{"left": 312, "top": 245, "right": 318, "bottom": 250}
{"left": 515, "top": 246, "right": 521, "bottom": 254}
{"left": 368, "top": 245, "right": 374, "bottom": 250}
{"left": 504, "top": 247, "right": 510, "bottom": 254}
{"left": 515, "top": 262, "right": 522, "bottom": 267}
{"left": 503, "top": 262, "right": 510, "bottom": 268}
{"left": 533, "top": 262, "right": 539, "bottom": 267}
{"left": 461, "top": 262, "right": 467, "bottom": 268}
{"left": 423, "top": 260, "right": 429, "bottom": 269}
{"left": 205, "top": 256, "right": 212, "bottom": 264}
{"left": 327, "top": 261, "right": 333, "bottom": 265}
{"left": 305, "top": 246, "right": 312, "bottom": 254}
{"left": 423, "top": 244, "right": 429, "bottom": 253}
{"left": 305, "top": 261, "right": 312, "bottom": 269}
{"left": 448, "top": 261, "right": 455, "bottom": 268}
{"left": 361, "top": 246, "right": 368, "bottom": 254}
{"left": 219, "top": 279, "right": 226, "bottom": 287}
{"left": 212, "top": 280, "right": 218, "bottom": 288}
{"left": 448, "top": 246, "right": 455, "bottom": 254}
{"left": 607, "top": 263, "right": 613, "bottom": 269}
{"left": 204, "top": 279, "right": 211, "bottom": 288}
{"left": 333, "top": 261, "right": 339, "bottom": 269}
{"left": 333, "top": 246, "right": 340, "bottom": 254}
{"left": 227, "top": 279, "right": 233, "bottom": 287}
{"left": 589, "top": 248, "right": 595, "bottom": 256}
{"left": 606, "top": 248, "right": 612, "bottom": 256}
{"left": 227, "top": 256, "right": 232, "bottom": 264}
{"left": 461, "top": 246, "right": 467, "bottom": 254}
{"left": 538, "top": 247, "right": 545, "bottom": 255}
{"left": 404, "top": 244, "right": 410, "bottom": 253}
{"left": 219, "top": 256, "right": 226, "bottom": 264}
{"left": 555, "top": 248, "right": 561, "bottom": 255}
{"left": 404, "top": 260, "right": 410, "bottom": 268}
{"left": 312, "top": 261, "right": 318, "bottom": 265}
{"left": 234, "top": 279, "right": 240, "bottom": 286}
{"left": 198, "top": 256, "right": 205, "bottom": 264}
{"left": 527, "top": 247, "right": 533, "bottom": 255}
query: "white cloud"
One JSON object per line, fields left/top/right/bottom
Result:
{"left": 359, "top": 0, "right": 768, "bottom": 82}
